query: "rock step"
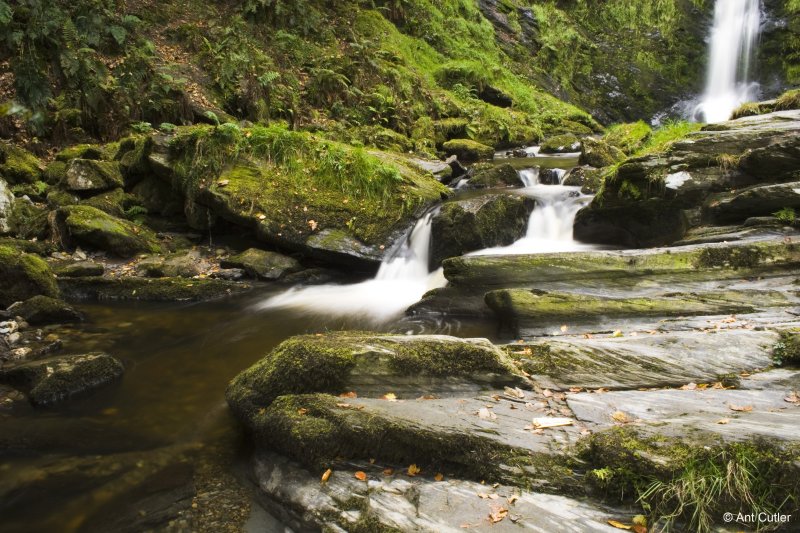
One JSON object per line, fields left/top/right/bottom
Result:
{"left": 511, "top": 328, "right": 779, "bottom": 390}
{"left": 443, "top": 237, "right": 800, "bottom": 287}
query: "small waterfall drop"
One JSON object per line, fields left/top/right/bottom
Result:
{"left": 254, "top": 212, "right": 445, "bottom": 323}
{"left": 473, "top": 168, "right": 596, "bottom": 255}
{"left": 694, "top": 0, "right": 761, "bottom": 123}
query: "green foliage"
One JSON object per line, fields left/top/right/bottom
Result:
{"left": 774, "top": 207, "right": 797, "bottom": 224}
{"left": 634, "top": 120, "right": 701, "bottom": 157}
{"left": 604, "top": 121, "right": 652, "bottom": 154}
{"left": 775, "top": 88, "right": 800, "bottom": 111}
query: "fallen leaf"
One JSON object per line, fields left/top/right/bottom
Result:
{"left": 729, "top": 403, "right": 753, "bottom": 412}
{"left": 607, "top": 519, "right": 633, "bottom": 530}
{"left": 383, "top": 468, "right": 394, "bottom": 476}
{"left": 680, "top": 382, "right": 698, "bottom": 391}
{"left": 532, "top": 417, "right": 574, "bottom": 429}
{"left": 716, "top": 418, "right": 730, "bottom": 425}
{"left": 297, "top": 408, "right": 308, "bottom": 415}
{"left": 435, "top": 473, "right": 444, "bottom": 482}
{"left": 611, "top": 411, "right": 632, "bottom": 424}
{"left": 308, "top": 219, "right": 318, "bottom": 231}
{"left": 321, "top": 468, "right": 332, "bottom": 483}
{"left": 339, "top": 391, "right": 358, "bottom": 398}
{"left": 354, "top": 471, "right": 367, "bottom": 481}
{"left": 217, "top": 179, "right": 230, "bottom": 187}
{"left": 407, "top": 464, "right": 421, "bottom": 476}
{"left": 569, "top": 387, "right": 583, "bottom": 393}
{"left": 504, "top": 386, "right": 526, "bottom": 399}
{"left": 785, "top": 392, "right": 800, "bottom": 404}
{"left": 507, "top": 494, "right": 519, "bottom": 505}
{"left": 489, "top": 507, "right": 509, "bottom": 524}
{"left": 382, "top": 393, "right": 398, "bottom": 401}
{"left": 612, "top": 330, "right": 624, "bottom": 338}
{"left": 477, "top": 492, "right": 490, "bottom": 499}
{"left": 542, "top": 389, "right": 554, "bottom": 398}
{"left": 478, "top": 407, "right": 498, "bottom": 421}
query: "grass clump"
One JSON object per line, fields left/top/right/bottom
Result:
{"left": 774, "top": 88, "right": 800, "bottom": 111}
{"left": 604, "top": 121, "right": 652, "bottom": 154}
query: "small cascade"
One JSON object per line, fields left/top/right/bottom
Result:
{"left": 254, "top": 212, "right": 445, "bottom": 323}
{"left": 694, "top": 0, "right": 761, "bottom": 123}
{"left": 473, "top": 168, "right": 596, "bottom": 256}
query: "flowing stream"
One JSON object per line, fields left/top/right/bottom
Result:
{"left": 694, "top": 0, "right": 761, "bottom": 123}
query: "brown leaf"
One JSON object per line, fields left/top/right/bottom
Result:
{"left": 729, "top": 403, "right": 753, "bottom": 412}
{"left": 407, "top": 464, "right": 421, "bottom": 476}
{"left": 504, "top": 386, "right": 526, "bottom": 399}
{"left": 542, "top": 389, "right": 554, "bottom": 398}
{"left": 383, "top": 468, "right": 394, "bottom": 476}
{"left": 632, "top": 526, "right": 647, "bottom": 533}
{"left": 680, "top": 382, "right": 698, "bottom": 391}
{"left": 434, "top": 473, "right": 444, "bottom": 482}
{"left": 607, "top": 519, "right": 633, "bottom": 530}
{"left": 489, "top": 507, "right": 509, "bottom": 524}
{"left": 297, "top": 408, "right": 308, "bottom": 416}
{"left": 478, "top": 407, "right": 497, "bottom": 421}
{"left": 785, "top": 392, "right": 800, "bottom": 404}
{"left": 507, "top": 494, "right": 519, "bottom": 505}
{"left": 321, "top": 468, "right": 332, "bottom": 483}
{"left": 339, "top": 391, "right": 358, "bottom": 398}
{"left": 354, "top": 471, "right": 367, "bottom": 481}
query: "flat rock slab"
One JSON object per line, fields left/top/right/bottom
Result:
{"left": 567, "top": 385, "right": 800, "bottom": 443}
{"left": 254, "top": 452, "right": 625, "bottom": 533}
{"left": 514, "top": 329, "right": 779, "bottom": 390}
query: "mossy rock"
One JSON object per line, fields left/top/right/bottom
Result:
{"left": 64, "top": 159, "right": 124, "bottom": 193}
{"left": 130, "top": 176, "right": 183, "bottom": 217}
{"left": 226, "top": 332, "right": 522, "bottom": 424}
{"left": 0, "top": 353, "right": 123, "bottom": 406}
{"left": 55, "top": 144, "right": 105, "bottom": 162}
{"left": 7, "top": 295, "right": 83, "bottom": 325}
{"left": 135, "top": 251, "right": 203, "bottom": 279}
{"left": 467, "top": 163, "right": 523, "bottom": 188}
{"left": 0, "top": 245, "right": 60, "bottom": 308}
{"left": 51, "top": 205, "right": 160, "bottom": 258}
{"left": 603, "top": 122, "right": 651, "bottom": 155}
{"left": 52, "top": 260, "right": 105, "bottom": 278}
{"left": 579, "top": 138, "right": 626, "bottom": 168}
{"left": 43, "top": 161, "right": 68, "bottom": 185}
{"left": 0, "top": 143, "right": 43, "bottom": 185}
{"left": 573, "top": 200, "right": 688, "bottom": 248}
{"left": 220, "top": 248, "right": 301, "bottom": 280}
{"left": 8, "top": 200, "right": 49, "bottom": 241}
{"left": 562, "top": 166, "right": 604, "bottom": 194}
{"left": 441, "top": 139, "right": 494, "bottom": 163}
{"left": 430, "top": 194, "right": 532, "bottom": 268}
{"left": 82, "top": 188, "right": 141, "bottom": 219}
{"left": 116, "top": 135, "right": 154, "bottom": 186}
{"left": 57, "top": 276, "right": 250, "bottom": 302}
{"left": 540, "top": 134, "right": 580, "bottom": 154}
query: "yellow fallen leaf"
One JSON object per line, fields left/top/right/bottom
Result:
{"left": 321, "top": 468, "right": 332, "bottom": 483}
{"left": 612, "top": 330, "right": 624, "bottom": 338}
{"left": 489, "top": 507, "right": 509, "bottom": 524}
{"left": 560, "top": 325, "right": 568, "bottom": 332}
{"left": 354, "top": 471, "right": 367, "bottom": 481}
{"left": 611, "top": 411, "right": 632, "bottom": 423}
{"left": 434, "top": 473, "right": 444, "bottom": 482}
{"left": 785, "top": 392, "right": 800, "bottom": 404}
{"left": 716, "top": 418, "right": 730, "bottom": 425}
{"left": 297, "top": 408, "right": 308, "bottom": 415}
{"left": 607, "top": 519, "right": 633, "bottom": 530}
{"left": 383, "top": 393, "right": 398, "bottom": 402}
{"left": 507, "top": 494, "right": 519, "bottom": 505}
{"left": 407, "top": 464, "right": 421, "bottom": 476}
{"left": 504, "top": 386, "right": 526, "bottom": 399}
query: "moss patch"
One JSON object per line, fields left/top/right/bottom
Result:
{"left": 0, "top": 245, "right": 60, "bottom": 307}
{"left": 55, "top": 205, "right": 160, "bottom": 258}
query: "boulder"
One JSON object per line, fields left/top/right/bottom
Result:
{"left": 578, "top": 137, "right": 625, "bottom": 168}
{"left": 7, "top": 295, "right": 83, "bottom": 325}
{"left": 0, "top": 177, "right": 14, "bottom": 234}
{"left": 130, "top": 176, "right": 183, "bottom": 217}
{"left": 82, "top": 188, "right": 140, "bottom": 218}
{"left": 64, "top": 159, "right": 123, "bottom": 193}
{"left": 136, "top": 251, "right": 206, "bottom": 279}
{"left": 54, "top": 144, "right": 105, "bottom": 162}
{"left": 704, "top": 181, "right": 800, "bottom": 224}
{"left": 220, "top": 248, "right": 301, "bottom": 280}
{"left": 562, "top": 166, "right": 603, "bottom": 194}
{"left": 573, "top": 199, "right": 688, "bottom": 248}
{"left": 429, "top": 194, "right": 533, "bottom": 268}
{"left": 441, "top": 139, "right": 494, "bottom": 163}
{"left": 540, "top": 133, "right": 580, "bottom": 154}
{"left": 52, "top": 261, "right": 105, "bottom": 278}
{"left": 0, "top": 245, "right": 60, "bottom": 308}
{"left": 57, "top": 276, "right": 251, "bottom": 302}
{"left": 0, "top": 143, "right": 43, "bottom": 184}
{"left": 467, "top": 163, "right": 523, "bottom": 188}
{"left": 0, "top": 352, "right": 123, "bottom": 406}
{"left": 50, "top": 205, "right": 160, "bottom": 258}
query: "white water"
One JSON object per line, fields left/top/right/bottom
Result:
{"left": 254, "top": 212, "right": 445, "bottom": 323}
{"left": 694, "top": 0, "right": 761, "bottom": 123}
{"left": 472, "top": 168, "right": 597, "bottom": 255}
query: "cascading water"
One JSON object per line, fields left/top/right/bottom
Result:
{"left": 473, "top": 168, "right": 596, "bottom": 255}
{"left": 694, "top": 0, "right": 761, "bottom": 123}
{"left": 254, "top": 212, "right": 445, "bottom": 323}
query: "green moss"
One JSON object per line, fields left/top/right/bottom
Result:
{"left": 468, "top": 163, "right": 522, "bottom": 188}
{"left": 694, "top": 245, "right": 767, "bottom": 270}
{"left": 541, "top": 133, "right": 580, "bottom": 154}
{"left": 56, "top": 205, "right": 160, "bottom": 258}
{"left": 441, "top": 139, "right": 494, "bottom": 162}
{"left": 8, "top": 201, "right": 49, "bottom": 240}
{"left": 55, "top": 144, "right": 104, "bottom": 162}
{"left": 0, "top": 143, "right": 43, "bottom": 185}
{"left": 773, "top": 330, "right": 800, "bottom": 365}
{"left": 604, "top": 122, "right": 652, "bottom": 154}
{"left": 82, "top": 188, "right": 141, "bottom": 218}
{"left": 0, "top": 245, "right": 60, "bottom": 307}
{"left": 43, "top": 161, "right": 68, "bottom": 185}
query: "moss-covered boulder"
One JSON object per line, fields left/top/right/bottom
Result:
{"left": 64, "top": 159, "right": 124, "bottom": 193}
{"left": 50, "top": 205, "right": 160, "bottom": 258}
{"left": 136, "top": 251, "right": 205, "bottom": 279}
{"left": 429, "top": 194, "right": 533, "bottom": 268}
{"left": 441, "top": 139, "right": 494, "bottom": 163}
{"left": 7, "top": 295, "right": 83, "bottom": 325}
{"left": 0, "top": 245, "right": 59, "bottom": 307}
{"left": 603, "top": 122, "right": 651, "bottom": 154}
{"left": 220, "top": 248, "right": 301, "bottom": 280}
{"left": 0, "top": 143, "right": 43, "bottom": 184}
{"left": 52, "top": 261, "right": 105, "bottom": 278}
{"left": 55, "top": 144, "right": 105, "bottom": 162}
{"left": 7, "top": 199, "right": 49, "bottom": 241}
{"left": 466, "top": 163, "right": 524, "bottom": 188}
{"left": 82, "top": 188, "right": 141, "bottom": 219}
{"left": 226, "top": 333, "right": 522, "bottom": 424}
{"left": 0, "top": 353, "right": 123, "bottom": 406}
{"left": 562, "top": 166, "right": 603, "bottom": 194}
{"left": 540, "top": 133, "right": 580, "bottom": 154}
{"left": 579, "top": 138, "right": 626, "bottom": 168}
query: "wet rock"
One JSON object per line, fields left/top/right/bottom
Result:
{"left": 58, "top": 276, "right": 251, "bottom": 302}
{"left": 443, "top": 237, "right": 800, "bottom": 287}
{"left": 573, "top": 199, "right": 688, "bottom": 248}
{"left": 0, "top": 176, "right": 14, "bottom": 234}
{"left": 64, "top": 159, "right": 123, "bottom": 193}
{"left": 578, "top": 138, "right": 625, "bottom": 168}
{"left": 562, "top": 166, "right": 603, "bottom": 194}
{"left": 226, "top": 333, "right": 523, "bottom": 424}
{"left": 52, "top": 260, "right": 105, "bottom": 278}
{"left": 49, "top": 205, "right": 160, "bottom": 258}
{"left": 0, "top": 245, "right": 60, "bottom": 307}
{"left": 0, "top": 352, "right": 123, "bottom": 406}
{"left": 7, "top": 296, "right": 83, "bottom": 326}
{"left": 429, "top": 194, "right": 533, "bottom": 268}
{"left": 705, "top": 181, "right": 800, "bottom": 224}
{"left": 539, "top": 168, "right": 565, "bottom": 185}
{"left": 466, "top": 163, "right": 523, "bottom": 188}
{"left": 220, "top": 248, "right": 301, "bottom": 281}
{"left": 441, "top": 139, "right": 494, "bottom": 163}
{"left": 136, "top": 251, "right": 205, "bottom": 279}
{"left": 210, "top": 268, "right": 245, "bottom": 281}
{"left": 540, "top": 133, "right": 580, "bottom": 154}
{"left": 130, "top": 175, "right": 183, "bottom": 217}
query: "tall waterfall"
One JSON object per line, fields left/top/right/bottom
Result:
{"left": 254, "top": 212, "right": 445, "bottom": 323}
{"left": 695, "top": 0, "right": 761, "bottom": 123}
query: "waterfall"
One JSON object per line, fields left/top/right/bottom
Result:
{"left": 695, "top": 0, "right": 761, "bottom": 123}
{"left": 472, "top": 168, "right": 596, "bottom": 255}
{"left": 254, "top": 212, "right": 445, "bottom": 323}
